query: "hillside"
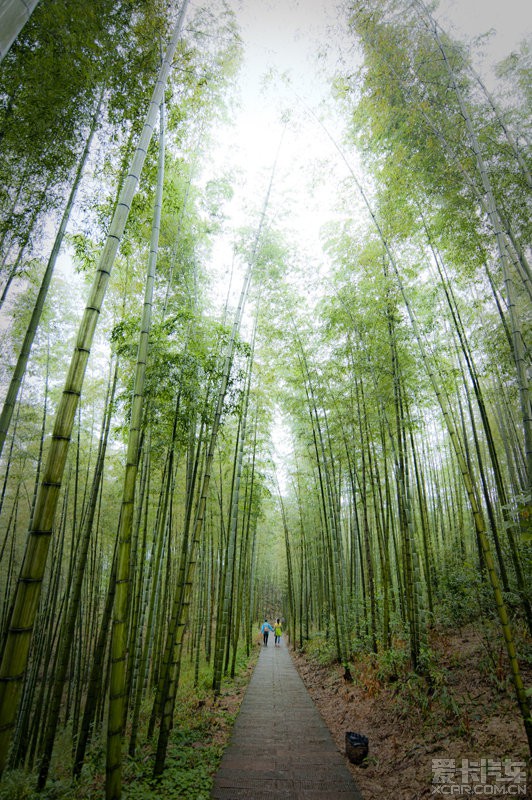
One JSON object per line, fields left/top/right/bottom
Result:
{"left": 292, "top": 623, "right": 531, "bottom": 799}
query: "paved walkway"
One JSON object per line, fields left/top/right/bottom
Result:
{"left": 211, "top": 641, "right": 363, "bottom": 799}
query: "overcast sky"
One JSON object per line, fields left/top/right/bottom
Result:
{"left": 226, "top": 0, "right": 531, "bottom": 177}
{"left": 205, "top": 0, "right": 531, "bottom": 304}
{"left": 211, "top": 0, "right": 532, "bottom": 473}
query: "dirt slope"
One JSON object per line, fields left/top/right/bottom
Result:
{"left": 291, "top": 624, "right": 531, "bottom": 799}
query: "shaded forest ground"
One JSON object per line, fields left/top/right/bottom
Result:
{"left": 2, "top": 626, "right": 530, "bottom": 799}
{"left": 291, "top": 622, "right": 532, "bottom": 799}
{"left": 0, "top": 648, "right": 258, "bottom": 800}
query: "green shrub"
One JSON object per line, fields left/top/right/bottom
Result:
{"left": 375, "top": 646, "right": 409, "bottom": 683}
{"left": 0, "top": 771, "right": 35, "bottom": 800}
{"left": 301, "top": 631, "right": 338, "bottom": 665}
{"left": 433, "top": 557, "right": 490, "bottom": 627}
{"left": 0, "top": 643, "right": 257, "bottom": 799}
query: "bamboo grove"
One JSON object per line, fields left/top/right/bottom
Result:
{"left": 0, "top": 0, "right": 531, "bottom": 796}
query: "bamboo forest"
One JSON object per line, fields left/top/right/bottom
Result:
{"left": 0, "top": 0, "right": 530, "bottom": 798}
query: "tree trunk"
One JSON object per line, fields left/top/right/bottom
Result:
{"left": 0, "top": 0, "right": 40, "bottom": 62}
{"left": 106, "top": 97, "right": 166, "bottom": 800}
{"left": 0, "top": 1, "right": 189, "bottom": 775}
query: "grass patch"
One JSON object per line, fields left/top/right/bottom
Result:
{"left": 0, "top": 644, "right": 258, "bottom": 799}
{"left": 298, "top": 630, "right": 339, "bottom": 666}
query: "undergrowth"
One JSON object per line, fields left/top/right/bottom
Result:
{"left": 0, "top": 645, "right": 258, "bottom": 800}
{"left": 298, "top": 630, "right": 338, "bottom": 666}
{"left": 298, "top": 615, "right": 531, "bottom": 739}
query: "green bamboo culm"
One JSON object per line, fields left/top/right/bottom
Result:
{"left": 413, "top": 0, "right": 532, "bottom": 496}
{"left": 36, "top": 361, "right": 119, "bottom": 790}
{"left": 152, "top": 134, "right": 284, "bottom": 776}
{"left": 212, "top": 311, "right": 257, "bottom": 694}
{"left": 0, "top": 91, "right": 103, "bottom": 462}
{"left": 0, "top": 0, "right": 190, "bottom": 776}
{"left": 0, "top": 0, "right": 41, "bottom": 62}
{"left": 105, "top": 94, "right": 167, "bottom": 800}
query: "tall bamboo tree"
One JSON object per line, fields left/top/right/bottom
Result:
{"left": 0, "top": 1, "right": 190, "bottom": 773}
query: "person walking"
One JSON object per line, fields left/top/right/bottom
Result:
{"left": 274, "top": 618, "right": 282, "bottom": 647}
{"left": 260, "top": 618, "right": 274, "bottom": 646}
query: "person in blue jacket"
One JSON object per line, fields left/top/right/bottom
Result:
{"left": 260, "top": 618, "right": 274, "bottom": 646}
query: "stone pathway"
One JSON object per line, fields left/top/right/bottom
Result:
{"left": 211, "top": 641, "right": 363, "bottom": 799}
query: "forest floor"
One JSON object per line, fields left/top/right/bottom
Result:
{"left": 0, "top": 649, "right": 259, "bottom": 800}
{"left": 2, "top": 628, "right": 530, "bottom": 799}
{"left": 290, "top": 622, "right": 532, "bottom": 800}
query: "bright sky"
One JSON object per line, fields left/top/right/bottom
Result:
{"left": 222, "top": 0, "right": 530, "bottom": 180}
{"left": 205, "top": 0, "right": 531, "bottom": 308}
{"left": 202, "top": 0, "right": 531, "bottom": 478}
